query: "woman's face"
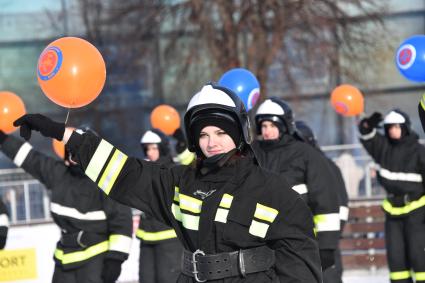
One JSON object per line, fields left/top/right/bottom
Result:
{"left": 261, "top": 120, "right": 280, "bottom": 140}
{"left": 146, "top": 144, "right": 160, "bottom": 161}
{"left": 388, "top": 124, "right": 402, "bottom": 140}
{"left": 198, "top": 126, "right": 236, "bottom": 158}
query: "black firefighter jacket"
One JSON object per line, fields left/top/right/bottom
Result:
{"left": 0, "top": 200, "right": 8, "bottom": 249}
{"left": 0, "top": 135, "right": 132, "bottom": 269}
{"left": 253, "top": 135, "right": 341, "bottom": 250}
{"left": 66, "top": 130, "right": 322, "bottom": 282}
{"left": 359, "top": 127, "right": 425, "bottom": 217}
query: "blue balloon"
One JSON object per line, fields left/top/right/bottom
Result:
{"left": 395, "top": 35, "right": 425, "bottom": 82}
{"left": 218, "top": 68, "right": 260, "bottom": 111}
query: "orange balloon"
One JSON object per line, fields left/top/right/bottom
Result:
{"left": 37, "top": 37, "right": 106, "bottom": 108}
{"left": 0, "top": 91, "right": 26, "bottom": 134}
{"left": 52, "top": 139, "right": 65, "bottom": 159}
{"left": 330, "top": 84, "right": 364, "bottom": 116}
{"left": 150, "top": 105, "right": 181, "bottom": 135}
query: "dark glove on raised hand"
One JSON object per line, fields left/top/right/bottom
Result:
{"left": 101, "top": 259, "right": 123, "bottom": 283}
{"left": 359, "top": 112, "right": 382, "bottom": 135}
{"left": 0, "top": 131, "right": 7, "bottom": 145}
{"left": 319, "top": 249, "right": 335, "bottom": 270}
{"left": 0, "top": 236, "right": 6, "bottom": 249}
{"left": 172, "top": 128, "right": 187, "bottom": 154}
{"left": 13, "top": 114, "right": 65, "bottom": 141}
{"left": 418, "top": 102, "right": 425, "bottom": 134}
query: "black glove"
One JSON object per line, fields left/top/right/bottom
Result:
{"left": 419, "top": 102, "right": 425, "bottom": 134}
{"left": 0, "top": 236, "right": 6, "bottom": 249}
{"left": 0, "top": 131, "right": 7, "bottom": 145}
{"left": 172, "top": 128, "right": 187, "bottom": 154}
{"left": 13, "top": 114, "right": 65, "bottom": 141}
{"left": 319, "top": 249, "right": 335, "bottom": 270}
{"left": 359, "top": 112, "right": 382, "bottom": 135}
{"left": 101, "top": 259, "right": 123, "bottom": 283}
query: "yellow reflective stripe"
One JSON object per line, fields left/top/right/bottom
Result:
{"left": 98, "top": 149, "right": 128, "bottom": 195}
{"left": 249, "top": 220, "right": 270, "bottom": 238}
{"left": 254, "top": 203, "right": 278, "bottom": 223}
{"left": 421, "top": 94, "right": 425, "bottom": 111}
{"left": 171, "top": 203, "right": 182, "bottom": 221}
{"left": 214, "top": 208, "right": 229, "bottom": 223}
{"left": 109, "top": 234, "right": 132, "bottom": 254}
{"left": 85, "top": 140, "right": 113, "bottom": 182}
{"left": 174, "top": 186, "right": 180, "bottom": 202}
{"left": 54, "top": 241, "right": 109, "bottom": 264}
{"left": 382, "top": 195, "right": 425, "bottom": 215}
{"left": 415, "top": 272, "right": 425, "bottom": 281}
{"left": 179, "top": 194, "right": 202, "bottom": 213}
{"left": 219, "top": 194, "right": 233, "bottom": 208}
{"left": 313, "top": 213, "right": 340, "bottom": 232}
{"left": 136, "top": 229, "right": 177, "bottom": 241}
{"left": 177, "top": 149, "right": 195, "bottom": 165}
{"left": 390, "top": 271, "right": 411, "bottom": 280}
{"left": 181, "top": 213, "right": 199, "bottom": 230}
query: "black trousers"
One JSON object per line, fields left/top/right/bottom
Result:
{"left": 52, "top": 254, "right": 105, "bottom": 283}
{"left": 386, "top": 207, "right": 425, "bottom": 283}
{"left": 323, "top": 247, "right": 343, "bottom": 283}
{"left": 139, "top": 239, "right": 183, "bottom": 283}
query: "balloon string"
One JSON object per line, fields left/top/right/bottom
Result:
{"left": 64, "top": 108, "right": 71, "bottom": 125}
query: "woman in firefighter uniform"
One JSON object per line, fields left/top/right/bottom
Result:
{"left": 252, "top": 98, "right": 341, "bottom": 272}
{"left": 294, "top": 120, "right": 349, "bottom": 283}
{"left": 14, "top": 83, "right": 322, "bottom": 282}
{"left": 0, "top": 130, "right": 132, "bottom": 283}
{"left": 137, "top": 129, "right": 183, "bottom": 283}
{"left": 359, "top": 109, "right": 425, "bottom": 283}
{"left": 0, "top": 198, "right": 8, "bottom": 249}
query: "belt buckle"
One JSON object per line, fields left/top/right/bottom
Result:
{"left": 191, "top": 249, "right": 206, "bottom": 282}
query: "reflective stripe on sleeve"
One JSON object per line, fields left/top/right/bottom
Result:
{"left": 85, "top": 140, "right": 113, "bottom": 182}
{"left": 314, "top": 213, "right": 340, "bottom": 232}
{"left": 0, "top": 214, "right": 9, "bottom": 227}
{"left": 215, "top": 208, "right": 230, "bottom": 223}
{"left": 359, "top": 128, "right": 376, "bottom": 140}
{"left": 13, "top": 142, "right": 32, "bottom": 167}
{"left": 379, "top": 168, "right": 422, "bottom": 182}
{"left": 51, "top": 202, "right": 106, "bottom": 220}
{"left": 254, "top": 203, "right": 278, "bottom": 223}
{"left": 219, "top": 194, "right": 233, "bottom": 209}
{"left": 98, "top": 149, "right": 128, "bottom": 195}
{"left": 136, "top": 229, "right": 177, "bottom": 241}
{"left": 421, "top": 94, "right": 425, "bottom": 111}
{"left": 249, "top": 220, "right": 270, "bottom": 238}
{"left": 292, "top": 184, "right": 308, "bottom": 195}
{"left": 108, "top": 234, "right": 132, "bottom": 254}
{"left": 382, "top": 195, "right": 425, "bottom": 216}
{"left": 339, "top": 206, "right": 349, "bottom": 222}
{"left": 415, "top": 272, "right": 425, "bottom": 281}
{"left": 54, "top": 241, "right": 109, "bottom": 264}
{"left": 390, "top": 271, "right": 411, "bottom": 280}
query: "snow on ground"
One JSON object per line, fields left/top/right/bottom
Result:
{"left": 343, "top": 268, "right": 389, "bottom": 283}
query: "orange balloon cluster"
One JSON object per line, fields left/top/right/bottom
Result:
{"left": 0, "top": 91, "right": 26, "bottom": 134}
{"left": 150, "top": 105, "right": 181, "bottom": 135}
{"left": 37, "top": 37, "right": 106, "bottom": 108}
{"left": 330, "top": 84, "right": 364, "bottom": 117}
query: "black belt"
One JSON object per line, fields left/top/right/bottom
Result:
{"left": 60, "top": 231, "right": 106, "bottom": 248}
{"left": 181, "top": 246, "right": 275, "bottom": 282}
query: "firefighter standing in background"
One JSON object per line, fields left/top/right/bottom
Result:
{"left": 0, "top": 129, "right": 132, "bottom": 283}
{"left": 359, "top": 109, "right": 425, "bottom": 283}
{"left": 137, "top": 129, "right": 183, "bottom": 283}
{"left": 14, "top": 83, "right": 323, "bottom": 282}
{"left": 294, "top": 120, "right": 349, "bottom": 283}
{"left": 252, "top": 98, "right": 341, "bottom": 272}
{"left": 0, "top": 198, "right": 8, "bottom": 249}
